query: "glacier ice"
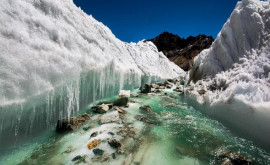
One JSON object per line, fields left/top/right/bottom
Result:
{"left": 0, "top": 0, "right": 184, "bottom": 153}
{"left": 187, "top": 0, "right": 270, "bottom": 150}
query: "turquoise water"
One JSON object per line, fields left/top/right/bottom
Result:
{"left": 2, "top": 91, "right": 270, "bottom": 164}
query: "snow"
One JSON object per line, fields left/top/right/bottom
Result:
{"left": 186, "top": 0, "right": 270, "bottom": 150}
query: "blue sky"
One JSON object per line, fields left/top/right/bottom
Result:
{"left": 73, "top": 0, "right": 239, "bottom": 42}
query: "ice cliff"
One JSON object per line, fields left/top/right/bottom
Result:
{"left": 187, "top": 0, "right": 270, "bottom": 150}
{"left": 0, "top": 0, "right": 184, "bottom": 152}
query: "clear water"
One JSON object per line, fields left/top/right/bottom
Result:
{"left": 1, "top": 91, "right": 270, "bottom": 165}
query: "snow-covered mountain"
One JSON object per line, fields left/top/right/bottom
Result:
{"left": 187, "top": 0, "right": 270, "bottom": 149}
{"left": 0, "top": 0, "right": 184, "bottom": 150}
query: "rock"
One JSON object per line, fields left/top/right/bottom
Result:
{"left": 90, "top": 131, "right": 98, "bottom": 138}
{"left": 108, "top": 132, "right": 115, "bottom": 136}
{"left": 100, "top": 111, "right": 120, "bottom": 124}
{"left": 159, "top": 86, "right": 165, "bottom": 89}
{"left": 63, "top": 146, "right": 75, "bottom": 154}
{"left": 56, "top": 116, "right": 88, "bottom": 133}
{"left": 113, "top": 97, "right": 128, "bottom": 107}
{"left": 153, "top": 89, "right": 162, "bottom": 93}
{"left": 166, "top": 84, "right": 173, "bottom": 89}
{"left": 81, "top": 113, "right": 91, "bottom": 119}
{"left": 108, "top": 139, "right": 121, "bottom": 149}
{"left": 167, "top": 79, "right": 174, "bottom": 83}
{"left": 218, "top": 151, "right": 253, "bottom": 165}
{"left": 139, "top": 105, "right": 154, "bottom": 113}
{"left": 173, "top": 86, "right": 183, "bottom": 93}
{"left": 131, "top": 93, "right": 139, "bottom": 97}
{"left": 117, "top": 127, "right": 136, "bottom": 137}
{"left": 151, "top": 83, "right": 160, "bottom": 89}
{"left": 124, "top": 104, "right": 129, "bottom": 108}
{"left": 92, "top": 104, "right": 110, "bottom": 114}
{"left": 112, "top": 153, "right": 116, "bottom": 159}
{"left": 83, "top": 126, "right": 90, "bottom": 131}
{"left": 72, "top": 155, "right": 82, "bottom": 161}
{"left": 93, "top": 148, "right": 104, "bottom": 156}
{"left": 135, "top": 115, "right": 154, "bottom": 124}
{"left": 164, "top": 93, "right": 168, "bottom": 95}
{"left": 140, "top": 84, "right": 151, "bottom": 93}
{"left": 198, "top": 89, "right": 206, "bottom": 95}
{"left": 119, "top": 90, "right": 131, "bottom": 98}
{"left": 87, "top": 139, "right": 100, "bottom": 149}
{"left": 114, "top": 106, "right": 127, "bottom": 114}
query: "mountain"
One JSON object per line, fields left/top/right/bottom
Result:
{"left": 147, "top": 32, "right": 214, "bottom": 71}
{"left": 186, "top": 0, "right": 270, "bottom": 150}
{"left": 0, "top": 0, "right": 184, "bottom": 152}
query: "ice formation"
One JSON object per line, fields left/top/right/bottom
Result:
{"left": 0, "top": 0, "right": 184, "bottom": 152}
{"left": 187, "top": 0, "right": 270, "bottom": 150}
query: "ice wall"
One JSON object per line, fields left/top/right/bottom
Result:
{"left": 186, "top": 0, "right": 270, "bottom": 151}
{"left": 0, "top": 0, "right": 184, "bottom": 154}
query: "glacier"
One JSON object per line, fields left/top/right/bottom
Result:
{"left": 187, "top": 0, "right": 270, "bottom": 150}
{"left": 0, "top": 0, "right": 184, "bottom": 153}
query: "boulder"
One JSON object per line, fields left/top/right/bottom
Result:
{"left": 100, "top": 111, "right": 120, "bottom": 124}
{"left": 93, "top": 148, "right": 104, "bottom": 156}
{"left": 108, "top": 139, "right": 121, "bottom": 149}
{"left": 87, "top": 139, "right": 100, "bottom": 149}
{"left": 113, "top": 97, "right": 128, "bottom": 107}
{"left": 140, "top": 84, "right": 151, "bottom": 93}
{"left": 159, "top": 86, "right": 165, "bottom": 89}
{"left": 139, "top": 105, "right": 154, "bottom": 113}
{"left": 56, "top": 116, "right": 90, "bottom": 133}
{"left": 114, "top": 106, "right": 127, "bottom": 114}
{"left": 92, "top": 104, "right": 110, "bottom": 114}
{"left": 166, "top": 84, "right": 173, "bottom": 89}
{"left": 151, "top": 83, "right": 160, "bottom": 89}
{"left": 135, "top": 115, "right": 155, "bottom": 124}
{"left": 118, "top": 90, "right": 130, "bottom": 98}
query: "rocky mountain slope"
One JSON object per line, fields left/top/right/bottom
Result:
{"left": 147, "top": 32, "right": 214, "bottom": 71}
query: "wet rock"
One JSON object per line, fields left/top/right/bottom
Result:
{"left": 166, "top": 84, "right": 173, "bottom": 89}
{"left": 87, "top": 139, "right": 100, "bottom": 149}
{"left": 135, "top": 115, "right": 154, "bottom": 124}
{"left": 151, "top": 83, "right": 160, "bottom": 89}
{"left": 92, "top": 104, "right": 110, "bottom": 114}
{"left": 198, "top": 89, "right": 206, "bottom": 95}
{"left": 83, "top": 126, "right": 90, "bottom": 131}
{"left": 80, "top": 113, "right": 91, "bottom": 119}
{"left": 113, "top": 97, "right": 129, "bottom": 107}
{"left": 100, "top": 111, "right": 120, "bottom": 124}
{"left": 167, "top": 79, "right": 174, "bottom": 83}
{"left": 173, "top": 86, "right": 183, "bottom": 93}
{"left": 112, "top": 153, "right": 116, "bottom": 159}
{"left": 108, "top": 139, "right": 121, "bottom": 149}
{"left": 153, "top": 89, "right": 162, "bottom": 93}
{"left": 90, "top": 131, "right": 98, "bottom": 138}
{"left": 124, "top": 104, "right": 129, "bottom": 108}
{"left": 108, "top": 132, "right": 115, "bottom": 136}
{"left": 218, "top": 151, "right": 253, "bottom": 165}
{"left": 131, "top": 93, "right": 139, "bottom": 97}
{"left": 93, "top": 148, "right": 104, "bottom": 156}
{"left": 139, "top": 105, "right": 154, "bottom": 113}
{"left": 72, "top": 155, "right": 82, "bottom": 161}
{"left": 159, "top": 86, "right": 165, "bottom": 89}
{"left": 117, "top": 127, "right": 136, "bottom": 137}
{"left": 114, "top": 106, "right": 127, "bottom": 114}
{"left": 56, "top": 116, "right": 88, "bottom": 133}
{"left": 164, "top": 93, "right": 168, "bottom": 95}
{"left": 140, "top": 84, "right": 151, "bottom": 93}
{"left": 119, "top": 90, "right": 131, "bottom": 98}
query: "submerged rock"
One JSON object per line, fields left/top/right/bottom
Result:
{"left": 198, "top": 89, "right": 206, "bottom": 95}
{"left": 87, "top": 139, "right": 100, "bottom": 149}
{"left": 108, "top": 139, "right": 121, "bottom": 149}
{"left": 140, "top": 84, "right": 151, "bottom": 93}
{"left": 92, "top": 104, "right": 111, "bottom": 114}
{"left": 218, "top": 151, "right": 253, "bottom": 165}
{"left": 139, "top": 105, "right": 154, "bottom": 113}
{"left": 135, "top": 115, "right": 154, "bottom": 124}
{"left": 100, "top": 111, "right": 120, "bottom": 124}
{"left": 93, "top": 148, "right": 104, "bottom": 156}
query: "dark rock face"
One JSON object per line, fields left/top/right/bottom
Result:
{"left": 140, "top": 84, "right": 151, "bottom": 93}
{"left": 56, "top": 114, "right": 91, "bottom": 133}
{"left": 147, "top": 32, "right": 214, "bottom": 71}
